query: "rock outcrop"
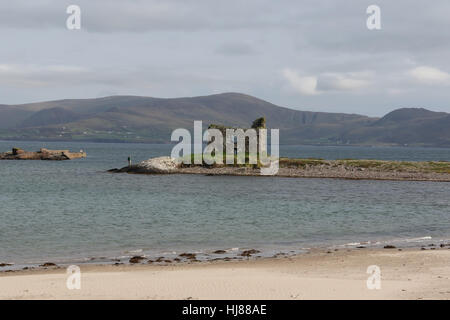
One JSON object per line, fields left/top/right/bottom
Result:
{"left": 108, "top": 156, "right": 180, "bottom": 174}
{"left": 0, "top": 147, "right": 86, "bottom": 160}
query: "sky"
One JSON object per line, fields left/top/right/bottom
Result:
{"left": 1, "top": 0, "right": 450, "bottom": 116}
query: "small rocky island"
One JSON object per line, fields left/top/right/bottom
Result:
{"left": 109, "top": 156, "right": 450, "bottom": 182}
{"left": 0, "top": 147, "right": 86, "bottom": 160}
{"left": 109, "top": 116, "right": 450, "bottom": 182}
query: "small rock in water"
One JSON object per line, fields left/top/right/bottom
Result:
{"left": 179, "top": 253, "right": 197, "bottom": 260}
{"left": 129, "top": 256, "right": 145, "bottom": 264}
{"left": 0, "top": 263, "right": 13, "bottom": 267}
{"left": 240, "top": 249, "right": 261, "bottom": 257}
{"left": 40, "top": 262, "right": 57, "bottom": 267}
{"left": 383, "top": 245, "right": 396, "bottom": 249}
{"left": 213, "top": 250, "right": 227, "bottom": 254}
{"left": 273, "top": 252, "right": 287, "bottom": 257}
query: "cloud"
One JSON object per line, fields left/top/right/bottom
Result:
{"left": 0, "top": 0, "right": 289, "bottom": 32}
{"left": 0, "top": 64, "right": 88, "bottom": 74}
{"left": 282, "top": 69, "right": 318, "bottom": 95}
{"left": 215, "top": 43, "right": 256, "bottom": 56}
{"left": 408, "top": 66, "right": 450, "bottom": 85}
{"left": 317, "top": 73, "right": 371, "bottom": 91}
{"left": 282, "top": 69, "right": 371, "bottom": 95}
{"left": 0, "top": 62, "right": 245, "bottom": 94}
{"left": 0, "top": 64, "right": 89, "bottom": 86}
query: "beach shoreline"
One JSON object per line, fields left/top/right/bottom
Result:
{"left": 2, "top": 237, "right": 449, "bottom": 273}
{"left": 1, "top": 248, "right": 449, "bottom": 300}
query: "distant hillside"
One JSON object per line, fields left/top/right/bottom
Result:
{"left": 19, "top": 107, "right": 82, "bottom": 128}
{"left": 0, "top": 93, "right": 449, "bottom": 146}
{"left": 0, "top": 105, "right": 34, "bottom": 129}
{"left": 340, "top": 108, "right": 450, "bottom": 147}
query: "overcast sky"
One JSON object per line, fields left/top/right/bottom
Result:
{"left": 1, "top": 0, "right": 450, "bottom": 116}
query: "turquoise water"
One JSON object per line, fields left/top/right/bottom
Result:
{"left": 0, "top": 141, "right": 449, "bottom": 267}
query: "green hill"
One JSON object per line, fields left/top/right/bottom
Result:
{"left": 0, "top": 93, "right": 448, "bottom": 146}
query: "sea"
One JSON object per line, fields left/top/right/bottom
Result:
{"left": 1, "top": 140, "right": 449, "bottom": 268}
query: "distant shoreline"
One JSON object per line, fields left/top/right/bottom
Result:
{"left": 1, "top": 138, "right": 450, "bottom": 148}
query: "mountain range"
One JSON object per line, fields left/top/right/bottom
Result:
{"left": 0, "top": 93, "right": 449, "bottom": 147}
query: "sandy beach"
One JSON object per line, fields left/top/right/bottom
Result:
{"left": 1, "top": 248, "right": 449, "bottom": 300}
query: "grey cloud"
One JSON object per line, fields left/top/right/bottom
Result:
{"left": 215, "top": 43, "right": 257, "bottom": 56}
{"left": 0, "top": 0, "right": 295, "bottom": 32}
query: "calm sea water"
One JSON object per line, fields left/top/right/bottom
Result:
{"left": 1, "top": 140, "right": 449, "bottom": 267}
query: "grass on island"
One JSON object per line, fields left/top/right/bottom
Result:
{"left": 278, "top": 158, "right": 450, "bottom": 174}
{"left": 178, "top": 153, "right": 450, "bottom": 174}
